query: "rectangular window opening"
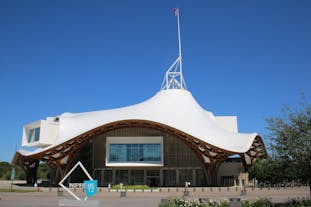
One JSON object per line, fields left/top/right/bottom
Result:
{"left": 27, "top": 127, "right": 40, "bottom": 143}
{"left": 109, "top": 144, "right": 161, "bottom": 162}
{"left": 106, "top": 136, "right": 163, "bottom": 166}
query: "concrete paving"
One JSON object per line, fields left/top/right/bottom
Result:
{"left": 0, "top": 181, "right": 310, "bottom": 207}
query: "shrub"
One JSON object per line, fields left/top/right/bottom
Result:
{"left": 159, "top": 198, "right": 229, "bottom": 207}
{"left": 3, "top": 171, "right": 11, "bottom": 180}
{"left": 16, "top": 170, "right": 25, "bottom": 180}
{"left": 242, "top": 199, "right": 272, "bottom": 207}
{"left": 242, "top": 198, "right": 311, "bottom": 207}
{"left": 112, "top": 185, "right": 152, "bottom": 190}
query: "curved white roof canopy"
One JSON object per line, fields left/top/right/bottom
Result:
{"left": 35, "top": 89, "right": 257, "bottom": 155}
{"left": 18, "top": 10, "right": 260, "bottom": 157}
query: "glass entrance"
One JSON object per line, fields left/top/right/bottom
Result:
{"left": 146, "top": 170, "right": 160, "bottom": 187}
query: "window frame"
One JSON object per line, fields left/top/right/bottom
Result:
{"left": 106, "top": 136, "right": 164, "bottom": 167}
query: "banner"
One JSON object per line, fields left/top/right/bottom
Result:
{"left": 84, "top": 180, "right": 98, "bottom": 198}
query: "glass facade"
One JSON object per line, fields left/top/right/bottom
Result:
{"left": 91, "top": 130, "right": 205, "bottom": 187}
{"left": 109, "top": 144, "right": 161, "bottom": 162}
{"left": 163, "top": 170, "right": 176, "bottom": 186}
{"left": 27, "top": 127, "right": 40, "bottom": 143}
{"left": 115, "top": 170, "right": 129, "bottom": 184}
{"left": 146, "top": 170, "right": 160, "bottom": 187}
{"left": 130, "top": 170, "right": 144, "bottom": 185}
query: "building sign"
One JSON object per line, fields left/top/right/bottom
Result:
{"left": 84, "top": 180, "right": 98, "bottom": 198}
{"left": 69, "top": 183, "right": 84, "bottom": 188}
{"left": 59, "top": 161, "right": 97, "bottom": 201}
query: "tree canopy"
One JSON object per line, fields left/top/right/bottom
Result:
{"left": 265, "top": 99, "right": 311, "bottom": 194}
{"left": 0, "top": 161, "right": 50, "bottom": 181}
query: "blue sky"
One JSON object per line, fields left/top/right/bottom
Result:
{"left": 1, "top": 0, "right": 310, "bottom": 162}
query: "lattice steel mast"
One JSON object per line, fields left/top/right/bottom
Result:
{"left": 161, "top": 8, "right": 187, "bottom": 90}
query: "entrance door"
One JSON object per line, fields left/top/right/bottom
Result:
{"left": 130, "top": 170, "right": 144, "bottom": 185}
{"left": 146, "top": 170, "right": 160, "bottom": 187}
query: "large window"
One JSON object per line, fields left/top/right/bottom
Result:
{"left": 109, "top": 144, "right": 161, "bottom": 162}
{"left": 27, "top": 127, "right": 40, "bottom": 143}
{"left": 106, "top": 136, "right": 163, "bottom": 166}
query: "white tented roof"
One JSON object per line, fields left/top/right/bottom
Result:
{"left": 21, "top": 89, "right": 258, "bottom": 156}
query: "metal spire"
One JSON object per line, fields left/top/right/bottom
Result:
{"left": 161, "top": 8, "right": 187, "bottom": 90}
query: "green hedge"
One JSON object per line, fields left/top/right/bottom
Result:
{"left": 0, "top": 189, "right": 37, "bottom": 193}
{"left": 159, "top": 199, "right": 311, "bottom": 207}
{"left": 111, "top": 185, "right": 153, "bottom": 190}
{"left": 242, "top": 199, "right": 311, "bottom": 207}
{"left": 159, "top": 199, "right": 229, "bottom": 207}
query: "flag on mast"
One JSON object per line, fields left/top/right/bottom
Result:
{"left": 173, "top": 8, "right": 179, "bottom": 16}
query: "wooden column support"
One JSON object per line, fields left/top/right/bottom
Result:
{"left": 12, "top": 120, "right": 267, "bottom": 187}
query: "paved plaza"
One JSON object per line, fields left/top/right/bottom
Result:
{"left": 0, "top": 181, "right": 310, "bottom": 207}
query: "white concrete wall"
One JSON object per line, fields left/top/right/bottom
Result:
{"left": 22, "top": 120, "right": 59, "bottom": 147}
{"left": 40, "top": 120, "right": 59, "bottom": 145}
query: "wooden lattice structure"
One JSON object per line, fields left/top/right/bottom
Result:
{"left": 13, "top": 119, "right": 267, "bottom": 186}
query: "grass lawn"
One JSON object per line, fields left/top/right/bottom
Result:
{"left": 111, "top": 185, "right": 157, "bottom": 190}
{"left": 0, "top": 188, "right": 37, "bottom": 193}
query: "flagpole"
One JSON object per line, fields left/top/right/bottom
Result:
{"left": 161, "top": 8, "right": 187, "bottom": 90}
{"left": 176, "top": 8, "right": 183, "bottom": 73}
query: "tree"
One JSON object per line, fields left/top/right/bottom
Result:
{"left": 0, "top": 161, "right": 12, "bottom": 179}
{"left": 249, "top": 159, "right": 270, "bottom": 183}
{"left": 266, "top": 99, "right": 311, "bottom": 195}
{"left": 249, "top": 158, "right": 296, "bottom": 185}
{"left": 37, "top": 163, "right": 50, "bottom": 179}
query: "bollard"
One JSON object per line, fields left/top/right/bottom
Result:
{"left": 210, "top": 187, "right": 213, "bottom": 192}
{"left": 120, "top": 191, "right": 126, "bottom": 197}
{"left": 183, "top": 190, "right": 189, "bottom": 197}
{"left": 219, "top": 187, "right": 221, "bottom": 192}
{"left": 227, "top": 187, "right": 229, "bottom": 192}
{"left": 240, "top": 189, "right": 247, "bottom": 196}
